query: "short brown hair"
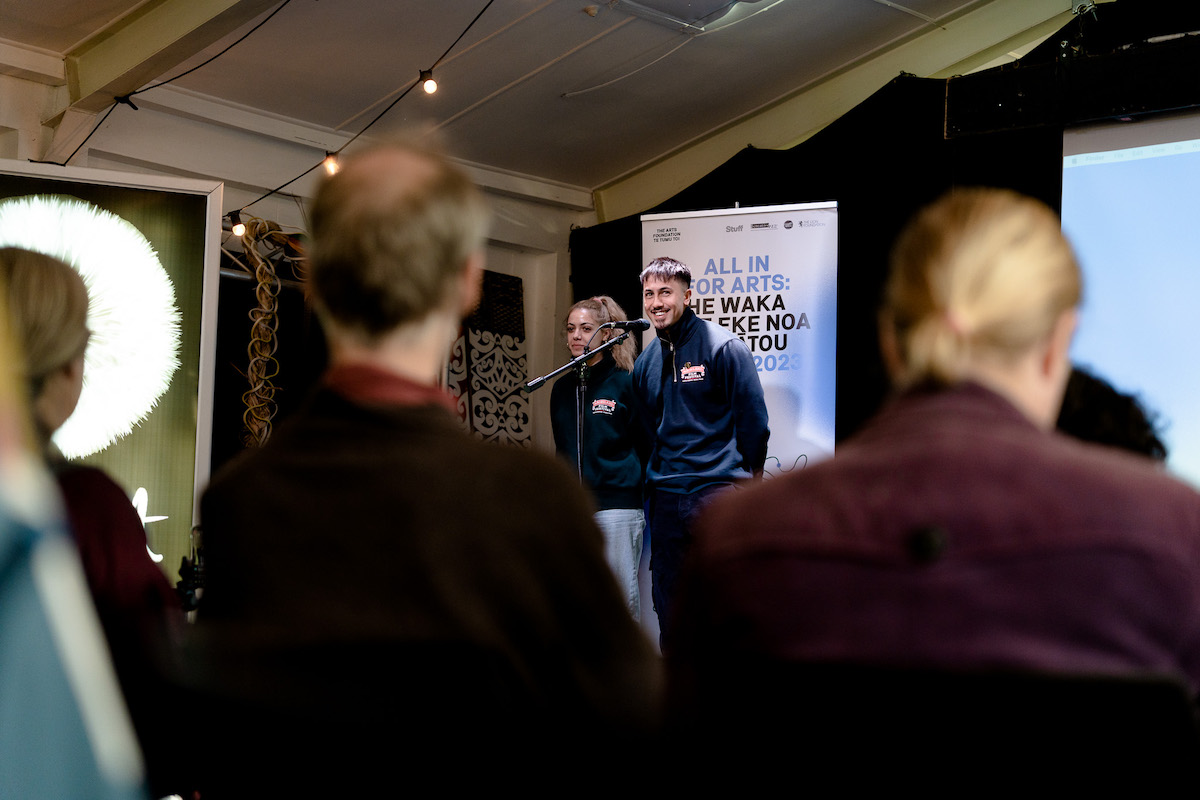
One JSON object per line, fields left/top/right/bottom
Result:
{"left": 309, "top": 138, "right": 490, "bottom": 340}
{"left": 639, "top": 257, "right": 691, "bottom": 288}
{"left": 883, "top": 188, "right": 1081, "bottom": 389}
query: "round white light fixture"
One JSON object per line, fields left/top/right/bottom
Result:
{"left": 0, "top": 195, "right": 181, "bottom": 458}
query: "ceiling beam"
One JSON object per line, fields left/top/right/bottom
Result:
{"left": 592, "top": 0, "right": 1078, "bottom": 221}
{"left": 0, "top": 40, "right": 65, "bottom": 85}
{"left": 135, "top": 86, "right": 353, "bottom": 152}
{"left": 64, "top": 0, "right": 280, "bottom": 110}
{"left": 43, "top": 0, "right": 280, "bottom": 164}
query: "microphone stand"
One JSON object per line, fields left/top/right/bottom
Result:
{"left": 524, "top": 328, "right": 633, "bottom": 485}
{"left": 523, "top": 327, "right": 632, "bottom": 393}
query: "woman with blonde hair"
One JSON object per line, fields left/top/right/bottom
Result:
{"left": 672, "top": 188, "right": 1200, "bottom": 729}
{"left": 1, "top": 248, "right": 92, "bottom": 447}
{"left": 880, "top": 186, "right": 1081, "bottom": 419}
{"left": 550, "top": 295, "right": 645, "bottom": 617}
{"left": 0, "top": 255, "right": 150, "bottom": 800}
{"left": 1, "top": 246, "right": 178, "bottom": 610}
{"left": 0, "top": 247, "right": 180, "bottom": 792}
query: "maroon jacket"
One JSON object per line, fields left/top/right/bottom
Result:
{"left": 55, "top": 463, "right": 182, "bottom": 793}
{"left": 673, "top": 381, "right": 1200, "bottom": 692}
{"left": 56, "top": 464, "right": 178, "bottom": 620}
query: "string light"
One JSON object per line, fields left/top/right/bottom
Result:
{"left": 229, "top": 210, "right": 246, "bottom": 237}
{"left": 241, "top": 0, "right": 497, "bottom": 212}
{"left": 420, "top": 69, "right": 438, "bottom": 94}
{"left": 323, "top": 152, "right": 340, "bottom": 175}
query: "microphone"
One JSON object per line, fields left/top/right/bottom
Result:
{"left": 602, "top": 319, "right": 651, "bottom": 331}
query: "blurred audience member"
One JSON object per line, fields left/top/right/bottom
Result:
{"left": 0, "top": 264, "right": 147, "bottom": 799}
{"left": 0, "top": 247, "right": 180, "bottom": 794}
{"left": 670, "top": 189, "right": 1200, "bottom": 766}
{"left": 195, "top": 137, "right": 660, "bottom": 792}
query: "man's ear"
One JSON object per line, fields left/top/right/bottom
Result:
{"left": 457, "top": 251, "right": 485, "bottom": 316}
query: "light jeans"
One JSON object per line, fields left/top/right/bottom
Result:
{"left": 594, "top": 508, "right": 645, "bottom": 619}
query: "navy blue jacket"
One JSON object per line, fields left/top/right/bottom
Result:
{"left": 633, "top": 308, "right": 769, "bottom": 493}
{"left": 550, "top": 355, "right": 645, "bottom": 510}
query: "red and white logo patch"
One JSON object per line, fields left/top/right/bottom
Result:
{"left": 680, "top": 363, "right": 706, "bottom": 383}
{"left": 591, "top": 398, "right": 617, "bottom": 416}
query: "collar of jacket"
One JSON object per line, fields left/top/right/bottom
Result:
{"left": 655, "top": 306, "right": 698, "bottom": 348}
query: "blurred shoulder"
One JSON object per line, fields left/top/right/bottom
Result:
{"left": 54, "top": 463, "right": 134, "bottom": 510}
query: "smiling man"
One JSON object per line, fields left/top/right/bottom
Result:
{"left": 633, "top": 256, "right": 769, "bottom": 648}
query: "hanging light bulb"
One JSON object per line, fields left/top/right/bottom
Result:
{"left": 323, "top": 152, "right": 340, "bottom": 175}
{"left": 420, "top": 69, "right": 437, "bottom": 94}
{"left": 229, "top": 210, "right": 246, "bottom": 237}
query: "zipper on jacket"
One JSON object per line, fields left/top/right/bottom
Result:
{"left": 670, "top": 341, "right": 677, "bottom": 383}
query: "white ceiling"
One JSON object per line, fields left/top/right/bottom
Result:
{"left": 0, "top": 0, "right": 1081, "bottom": 214}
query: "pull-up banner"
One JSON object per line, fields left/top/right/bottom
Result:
{"left": 640, "top": 201, "right": 838, "bottom": 474}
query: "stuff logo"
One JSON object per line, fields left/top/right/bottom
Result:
{"left": 680, "top": 363, "right": 707, "bottom": 383}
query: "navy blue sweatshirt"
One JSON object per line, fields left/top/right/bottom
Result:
{"left": 550, "top": 354, "right": 645, "bottom": 510}
{"left": 632, "top": 307, "right": 769, "bottom": 493}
